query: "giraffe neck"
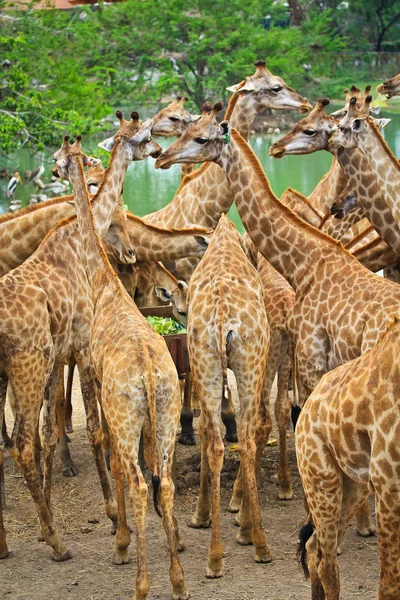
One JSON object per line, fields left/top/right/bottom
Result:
{"left": 307, "top": 157, "right": 347, "bottom": 214}
{"left": 94, "top": 137, "right": 131, "bottom": 239}
{"left": 219, "top": 129, "right": 347, "bottom": 290}
{"left": 68, "top": 158, "right": 122, "bottom": 301}
{"left": 353, "top": 119, "right": 400, "bottom": 230}
{"left": 229, "top": 95, "right": 258, "bottom": 142}
{"left": 332, "top": 145, "right": 400, "bottom": 256}
{"left": 144, "top": 95, "right": 261, "bottom": 229}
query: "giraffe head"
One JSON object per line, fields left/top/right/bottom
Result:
{"left": 330, "top": 185, "right": 358, "bottom": 218}
{"left": 377, "top": 73, "right": 400, "bottom": 99}
{"left": 227, "top": 60, "right": 312, "bottom": 113}
{"left": 98, "top": 111, "right": 162, "bottom": 161}
{"left": 151, "top": 96, "right": 201, "bottom": 137}
{"left": 85, "top": 162, "right": 105, "bottom": 194}
{"left": 269, "top": 99, "right": 335, "bottom": 158}
{"left": 155, "top": 279, "right": 188, "bottom": 326}
{"left": 329, "top": 85, "right": 367, "bottom": 119}
{"left": 330, "top": 95, "right": 373, "bottom": 149}
{"left": 155, "top": 102, "right": 230, "bottom": 169}
{"left": 52, "top": 135, "right": 93, "bottom": 180}
{"left": 103, "top": 205, "right": 137, "bottom": 265}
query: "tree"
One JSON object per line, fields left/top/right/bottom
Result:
{"left": 348, "top": 0, "right": 400, "bottom": 52}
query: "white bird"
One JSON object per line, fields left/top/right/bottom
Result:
{"left": 7, "top": 171, "right": 22, "bottom": 198}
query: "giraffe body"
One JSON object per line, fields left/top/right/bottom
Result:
{"left": 186, "top": 215, "right": 271, "bottom": 576}
{"left": 296, "top": 319, "right": 400, "bottom": 600}
{"left": 54, "top": 138, "right": 187, "bottom": 600}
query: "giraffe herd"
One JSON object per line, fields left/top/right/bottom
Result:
{"left": 0, "top": 61, "right": 399, "bottom": 600}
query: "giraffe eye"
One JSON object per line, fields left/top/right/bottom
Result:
{"left": 195, "top": 137, "right": 208, "bottom": 145}
{"left": 304, "top": 129, "right": 316, "bottom": 136}
{"left": 271, "top": 85, "right": 283, "bottom": 93}
{"left": 169, "top": 116, "right": 179, "bottom": 122}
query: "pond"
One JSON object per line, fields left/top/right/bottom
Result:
{"left": 1, "top": 109, "right": 400, "bottom": 234}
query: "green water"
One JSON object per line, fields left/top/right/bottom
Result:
{"left": 2, "top": 110, "right": 400, "bottom": 234}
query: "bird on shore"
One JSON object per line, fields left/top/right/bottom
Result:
{"left": 7, "top": 171, "right": 22, "bottom": 198}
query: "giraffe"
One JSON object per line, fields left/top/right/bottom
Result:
{"left": 185, "top": 214, "right": 271, "bottom": 577}
{"left": 296, "top": 318, "right": 400, "bottom": 600}
{"left": 154, "top": 102, "right": 400, "bottom": 537}
{"left": 53, "top": 136, "right": 188, "bottom": 600}
{"left": 151, "top": 96, "right": 200, "bottom": 179}
{"left": 229, "top": 233, "right": 296, "bottom": 504}
{"left": 0, "top": 115, "right": 161, "bottom": 562}
{"left": 332, "top": 95, "right": 400, "bottom": 231}
{"left": 377, "top": 73, "right": 400, "bottom": 98}
{"left": 143, "top": 61, "right": 311, "bottom": 236}
{"left": 269, "top": 98, "right": 400, "bottom": 258}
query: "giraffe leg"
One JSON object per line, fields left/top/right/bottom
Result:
{"left": 236, "top": 414, "right": 271, "bottom": 563}
{"left": 55, "top": 367, "right": 77, "bottom": 477}
{"left": 371, "top": 473, "right": 400, "bottom": 600}
{"left": 42, "top": 366, "right": 61, "bottom": 509}
{"left": 125, "top": 457, "right": 150, "bottom": 600}
{"left": 205, "top": 411, "right": 225, "bottom": 578}
{"left": 159, "top": 456, "right": 188, "bottom": 599}
{"left": 101, "top": 406, "right": 111, "bottom": 470}
{"left": 109, "top": 436, "right": 131, "bottom": 565}
{"left": 0, "top": 374, "right": 8, "bottom": 558}
{"left": 0, "top": 376, "right": 8, "bottom": 511}
{"left": 178, "top": 374, "right": 196, "bottom": 446}
{"left": 8, "top": 371, "right": 71, "bottom": 561}
{"left": 355, "top": 497, "right": 375, "bottom": 537}
{"left": 75, "top": 356, "right": 118, "bottom": 531}
{"left": 274, "top": 342, "right": 293, "bottom": 500}
{"left": 65, "top": 360, "right": 75, "bottom": 433}
{"left": 221, "top": 384, "right": 238, "bottom": 443}
{"left": 188, "top": 412, "right": 211, "bottom": 528}
{"left": 228, "top": 373, "right": 272, "bottom": 514}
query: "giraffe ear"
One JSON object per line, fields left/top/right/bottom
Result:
{"left": 189, "top": 113, "right": 202, "bottom": 124}
{"left": 193, "top": 235, "right": 210, "bottom": 250}
{"left": 374, "top": 117, "right": 391, "bottom": 130}
{"left": 154, "top": 286, "right": 172, "bottom": 302}
{"left": 133, "top": 118, "right": 153, "bottom": 143}
{"left": 98, "top": 136, "right": 116, "bottom": 152}
{"left": 218, "top": 120, "right": 231, "bottom": 141}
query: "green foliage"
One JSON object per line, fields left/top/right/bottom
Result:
{"left": 146, "top": 316, "right": 186, "bottom": 335}
{"left": 0, "top": 0, "right": 399, "bottom": 154}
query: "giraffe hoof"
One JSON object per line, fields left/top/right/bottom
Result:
{"left": 188, "top": 516, "right": 211, "bottom": 529}
{"left": 177, "top": 540, "right": 185, "bottom": 552}
{"left": 62, "top": 466, "right": 78, "bottom": 477}
{"left": 205, "top": 566, "right": 223, "bottom": 578}
{"left": 52, "top": 548, "right": 73, "bottom": 562}
{"left": 65, "top": 424, "right": 73, "bottom": 434}
{"left": 172, "top": 585, "right": 189, "bottom": 600}
{"left": 178, "top": 433, "right": 196, "bottom": 446}
{"left": 278, "top": 488, "right": 294, "bottom": 501}
{"left": 236, "top": 532, "right": 252, "bottom": 546}
{"left": 112, "top": 549, "right": 131, "bottom": 565}
{"left": 227, "top": 500, "right": 240, "bottom": 513}
{"left": 337, "top": 545, "right": 342, "bottom": 555}
{"left": 254, "top": 549, "right": 272, "bottom": 563}
{"left": 357, "top": 525, "right": 376, "bottom": 537}
{"left": 0, "top": 544, "right": 9, "bottom": 559}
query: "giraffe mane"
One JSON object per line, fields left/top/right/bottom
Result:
{"left": 154, "top": 260, "right": 179, "bottom": 284}
{"left": 0, "top": 195, "right": 75, "bottom": 225}
{"left": 231, "top": 129, "right": 351, "bottom": 252}
{"left": 94, "top": 136, "right": 122, "bottom": 197}
{"left": 75, "top": 157, "right": 126, "bottom": 297}
{"left": 224, "top": 83, "right": 245, "bottom": 120}
{"left": 126, "top": 212, "right": 211, "bottom": 236}
{"left": 285, "top": 187, "right": 323, "bottom": 218}
{"left": 367, "top": 117, "right": 400, "bottom": 169}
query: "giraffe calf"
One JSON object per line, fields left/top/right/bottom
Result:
{"left": 187, "top": 214, "right": 271, "bottom": 577}
{"left": 296, "top": 319, "right": 400, "bottom": 600}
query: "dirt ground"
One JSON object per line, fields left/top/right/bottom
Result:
{"left": 2, "top": 373, "right": 380, "bottom": 600}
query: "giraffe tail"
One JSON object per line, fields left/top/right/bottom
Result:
{"left": 290, "top": 340, "right": 301, "bottom": 430}
{"left": 143, "top": 368, "right": 162, "bottom": 518}
{"left": 297, "top": 514, "right": 314, "bottom": 578}
{"left": 216, "top": 309, "right": 232, "bottom": 395}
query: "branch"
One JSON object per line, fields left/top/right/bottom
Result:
{"left": 0, "top": 108, "right": 69, "bottom": 125}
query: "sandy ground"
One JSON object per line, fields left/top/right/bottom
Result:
{"left": 2, "top": 373, "right": 380, "bottom": 600}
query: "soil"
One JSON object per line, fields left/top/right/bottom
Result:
{"left": 2, "top": 374, "right": 380, "bottom": 600}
